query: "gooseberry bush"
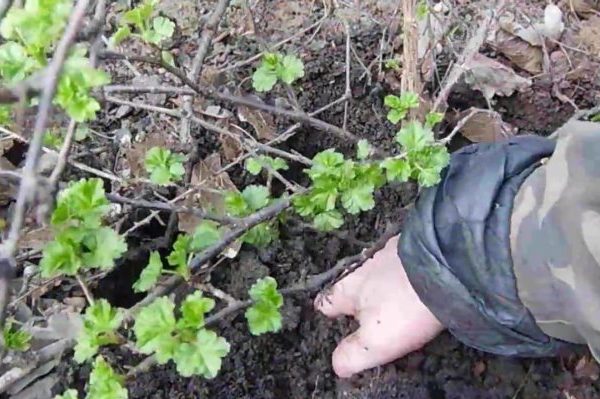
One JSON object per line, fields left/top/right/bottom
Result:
{"left": 0, "top": 1, "right": 450, "bottom": 398}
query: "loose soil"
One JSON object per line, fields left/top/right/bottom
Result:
{"left": 18, "top": 1, "right": 600, "bottom": 398}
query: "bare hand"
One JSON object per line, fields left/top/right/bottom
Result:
{"left": 315, "top": 235, "right": 444, "bottom": 378}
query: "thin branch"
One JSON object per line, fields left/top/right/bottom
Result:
{"left": 401, "top": 0, "right": 421, "bottom": 121}
{"left": 0, "top": 0, "right": 90, "bottom": 332}
{"left": 180, "top": 0, "right": 231, "bottom": 142}
{"left": 48, "top": 119, "right": 77, "bottom": 186}
{"left": 106, "top": 192, "right": 239, "bottom": 225}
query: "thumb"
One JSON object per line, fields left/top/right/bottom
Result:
{"left": 331, "top": 328, "right": 384, "bottom": 378}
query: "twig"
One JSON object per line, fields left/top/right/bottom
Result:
{"left": 48, "top": 119, "right": 77, "bottom": 186}
{"left": 106, "top": 192, "right": 239, "bottom": 225}
{"left": 440, "top": 108, "right": 480, "bottom": 145}
{"left": 0, "top": 0, "right": 90, "bottom": 332}
{"left": 103, "top": 85, "right": 195, "bottom": 95}
{"left": 179, "top": 0, "right": 231, "bottom": 143}
{"left": 218, "top": 13, "right": 329, "bottom": 72}
{"left": 76, "top": 274, "right": 95, "bottom": 305}
{"left": 342, "top": 20, "right": 352, "bottom": 131}
{"left": 431, "top": 1, "right": 505, "bottom": 114}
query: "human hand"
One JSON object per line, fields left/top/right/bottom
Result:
{"left": 315, "top": 235, "right": 445, "bottom": 378}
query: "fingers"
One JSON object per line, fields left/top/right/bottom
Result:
{"left": 314, "top": 271, "right": 364, "bottom": 318}
{"left": 331, "top": 329, "right": 381, "bottom": 378}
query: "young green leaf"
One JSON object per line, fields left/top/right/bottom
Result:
{"left": 384, "top": 92, "right": 420, "bottom": 124}
{"left": 242, "top": 223, "right": 277, "bottom": 247}
{"left": 245, "top": 277, "right": 283, "bottom": 335}
{"left": 0, "top": 105, "right": 11, "bottom": 126}
{"left": 425, "top": 111, "right": 444, "bottom": 128}
{"left": 110, "top": 26, "right": 132, "bottom": 46}
{"left": 178, "top": 291, "right": 215, "bottom": 331}
{"left": 417, "top": 0, "right": 429, "bottom": 20}
{"left": 144, "top": 147, "right": 185, "bottom": 185}
{"left": 40, "top": 236, "right": 82, "bottom": 277}
{"left": 381, "top": 158, "right": 411, "bottom": 182}
{"left": 278, "top": 54, "right": 304, "bottom": 84}
{"left": 313, "top": 210, "right": 344, "bottom": 231}
{"left": 167, "top": 234, "right": 191, "bottom": 279}
{"left": 245, "top": 156, "right": 288, "bottom": 175}
{"left": 151, "top": 16, "right": 175, "bottom": 43}
{"left": 87, "top": 356, "right": 128, "bottom": 399}
{"left": 74, "top": 299, "right": 123, "bottom": 363}
{"left": 172, "top": 329, "right": 230, "bottom": 378}
{"left": 356, "top": 139, "right": 373, "bottom": 160}
{"left": 51, "top": 178, "right": 110, "bottom": 227}
{"left": 81, "top": 227, "right": 127, "bottom": 270}
{"left": 241, "top": 185, "right": 270, "bottom": 211}
{"left": 133, "top": 297, "right": 178, "bottom": 364}
{"left": 0, "top": 42, "right": 36, "bottom": 82}
{"left": 3, "top": 321, "right": 31, "bottom": 351}
{"left": 341, "top": 184, "right": 375, "bottom": 215}
{"left": 133, "top": 251, "right": 163, "bottom": 293}
{"left": 190, "top": 221, "right": 221, "bottom": 252}
{"left": 395, "top": 121, "right": 434, "bottom": 152}
{"left": 252, "top": 65, "right": 278, "bottom": 92}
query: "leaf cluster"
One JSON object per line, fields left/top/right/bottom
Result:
{"left": 40, "top": 179, "right": 127, "bottom": 278}
{"left": 252, "top": 52, "right": 304, "bottom": 92}
{"left": 225, "top": 185, "right": 278, "bottom": 246}
{"left": 292, "top": 149, "right": 385, "bottom": 231}
{"left": 112, "top": 0, "right": 175, "bottom": 46}
{"left": 133, "top": 293, "right": 230, "bottom": 378}
{"left": 2, "top": 320, "right": 31, "bottom": 351}
{"left": 0, "top": 1, "right": 109, "bottom": 122}
{"left": 144, "top": 146, "right": 185, "bottom": 185}
{"left": 245, "top": 155, "right": 288, "bottom": 176}
{"left": 74, "top": 299, "right": 123, "bottom": 363}
{"left": 245, "top": 277, "right": 284, "bottom": 336}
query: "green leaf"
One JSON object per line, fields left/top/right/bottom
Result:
{"left": 133, "top": 297, "right": 178, "bottom": 364}
{"left": 425, "top": 111, "right": 444, "bottom": 128}
{"left": 190, "top": 221, "right": 221, "bottom": 252}
{"left": 278, "top": 54, "right": 304, "bottom": 84}
{"left": 87, "top": 356, "right": 128, "bottom": 399}
{"left": 410, "top": 145, "right": 450, "bottom": 187}
{"left": 0, "top": 105, "right": 11, "bottom": 127}
{"left": 398, "top": 92, "right": 420, "bottom": 109}
{"left": 161, "top": 50, "right": 175, "bottom": 66}
{"left": 313, "top": 210, "right": 344, "bottom": 231}
{"left": 341, "top": 184, "right": 375, "bottom": 214}
{"left": 245, "top": 277, "right": 283, "bottom": 335}
{"left": 0, "top": 42, "right": 36, "bottom": 82}
{"left": 252, "top": 65, "right": 277, "bottom": 92}
{"left": 40, "top": 237, "right": 82, "bottom": 277}
{"left": 245, "top": 157, "right": 263, "bottom": 175}
{"left": 224, "top": 191, "right": 248, "bottom": 217}
{"left": 591, "top": 113, "right": 600, "bottom": 122}
{"left": 417, "top": 0, "right": 429, "bottom": 20}
{"left": 384, "top": 94, "right": 402, "bottom": 109}
{"left": 242, "top": 223, "right": 277, "bottom": 247}
{"left": 356, "top": 139, "right": 372, "bottom": 160}
{"left": 178, "top": 291, "right": 215, "bottom": 330}
{"left": 241, "top": 185, "right": 270, "bottom": 211}
{"left": 3, "top": 321, "right": 31, "bottom": 351}
{"left": 133, "top": 251, "right": 163, "bottom": 293}
{"left": 51, "top": 178, "right": 109, "bottom": 227}
{"left": 81, "top": 227, "right": 127, "bottom": 270}
{"left": 381, "top": 158, "right": 411, "bottom": 182}
{"left": 74, "top": 299, "right": 123, "bottom": 363}
{"left": 387, "top": 108, "right": 406, "bottom": 124}
{"left": 384, "top": 93, "right": 419, "bottom": 124}
{"left": 75, "top": 125, "right": 90, "bottom": 141}
{"left": 151, "top": 16, "right": 175, "bottom": 42}
{"left": 110, "top": 26, "right": 131, "bottom": 46}
{"left": 173, "top": 329, "right": 230, "bottom": 378}
{"left": 395, "top": 121, "right": 434, "bottom": 152}
{"left": 144, "top": 147, "right": 185, "bottom": 185}
{"left": 167, "top": 234, "right": 191, "bottom": 280}
{"left": 54, "top": 389, "right": 79, "bottom": 399}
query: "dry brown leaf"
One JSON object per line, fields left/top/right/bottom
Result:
{"left": 577, "top": 16, "right": 600, "bottom": 56}
{"left": 492, "top": 29, "right": 543, "bottom": 74}
{"left": 463, "top": 54, "right": 531, "bottom": 101}
{"left": 570, "top": 0, "right": 600, "bottom": 18}
{"left": 236, "top": 94, "right": 276, "bottom": 140}
{"left": 19, "top": 226, "right": 54, "bottom": 252}
{"left": 126, "top": 131, "right": 168, "bottom": 179}
{"left": 457, "top": 108, "right": 516, "bottom": 143}
{"left": 574, "top": 356, "right": 600, "bottom": 381}
{"left": 473, "top": 361, "right": 486, "bottom": 377}
{"left": 178, "top": 153, "right": 241, "bottom": 257}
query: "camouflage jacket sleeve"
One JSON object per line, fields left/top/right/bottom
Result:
{"left": 511, "top": 112, "right": 600, "bottom": 360}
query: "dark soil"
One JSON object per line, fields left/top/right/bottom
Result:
{"left": 50, "top": 3, "right": 600, "bottom": 399}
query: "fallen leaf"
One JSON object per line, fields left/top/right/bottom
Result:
{"left": 463, "top": 53, "right": 531, "bottom": 101}
{"left": 456, "top": 107, "right": 516, "bottom": 143}
{"left": 473, "top": 360, "right": 486, "bottom": 377}
{"left": 178, "top": 153, "right": 241, "bottom": 258}
{"left": 570, "top": 0, "right": 600, "bottom": 18}
{"left": 577, "top": 16, "right": 600, "bottom": 56}
{"left": 491, "top": 29, "right": 543, "bottom": 74}
{"left": 237, "top": 95, "right": 276, "bottom": 140}
{"left": 18, "top": 226, "right": 54, "bottom": 252}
